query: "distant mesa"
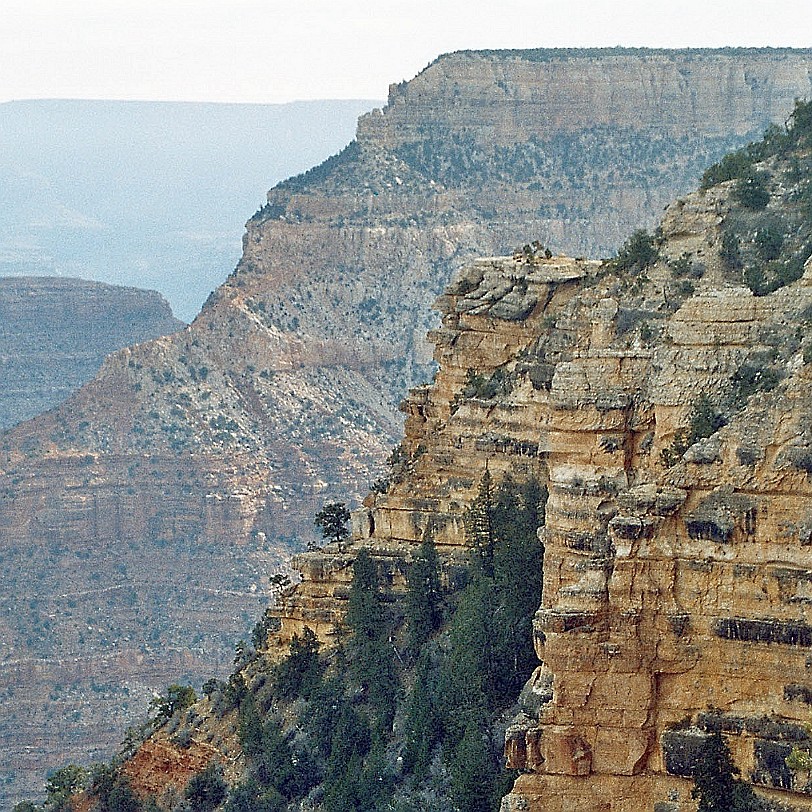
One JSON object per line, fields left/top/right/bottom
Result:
{"left": 0, "top": 276, "right": 183, "bottom": 430}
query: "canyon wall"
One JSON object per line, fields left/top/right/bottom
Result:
{"left": 277, "top": 238, "right": 812, "bottom": 810}
{"left": 5, "top": 48, "right": 812, "bottom": 805}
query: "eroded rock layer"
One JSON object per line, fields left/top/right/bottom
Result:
{"left": 0, "top": 277, "right": 182, "bottom": 428}
{"left": 275, "top": 178, "right": 812, "bottom": 808}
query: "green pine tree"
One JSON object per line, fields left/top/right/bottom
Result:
{"left": 402, "top": 649, "right": 441, "bottom": 776}
{"left": 449, "top": 713, "right": 500, "bottom": 812}
{"left": 439, "top": 573, "right": 494, "bottom": 738}
{"left": 465, "top": 470, "right": 495, "bottom": 576}
{"left": 272, "top": 626, "right": 323, "bottom": 699}
{"left": 405, "top": 536, "right": 442, "bottom": 654}
{"left": 346, "top": 549, "right": 397, "bottom": 723}
{"left": 691, "top": 732, "right": 761, "bottom": 812}
{"left": 490, "top": 476, "right": 545, "bottom": 696}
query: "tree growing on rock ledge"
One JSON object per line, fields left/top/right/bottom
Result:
{"left": 608, "top": 229, "right": 659, "bottom": 274}
{"left": 314, "top": 502, "right": 351, "bottom": 551}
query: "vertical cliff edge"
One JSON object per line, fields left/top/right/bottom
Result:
{"left": 262, "top": 106, "right": 812, "bottom": 811}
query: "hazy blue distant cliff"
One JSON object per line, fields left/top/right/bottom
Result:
{"left": 0, "top": 99, "right": 379, "bottom": 320}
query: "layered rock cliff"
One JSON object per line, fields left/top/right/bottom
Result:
{"left": 268, "top": 110, "right": 812, "bottom": 810}
{"left": 5, "top": 48, "right": 812, "bottom": 806}
{"left": 0, "top": 276, "right": 183, "bottom": 429}
{"left": 91, "top": 146, "right": 812, "bottom": 809}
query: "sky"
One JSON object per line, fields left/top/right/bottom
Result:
{"left": 1, "top": 0, "right": 811, "bottom": 104}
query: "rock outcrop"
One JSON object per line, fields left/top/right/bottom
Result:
{"left": 266, "top": 101, "right": 812, "bottom": 807}
{"left": 275, "top": 221, "right": 812, "bottom": 810}
{"left": 5, "top": 48, "right": 812, "bottom": 805}
{"left": 0, "top": 276, "right": 183, "bottom": 429}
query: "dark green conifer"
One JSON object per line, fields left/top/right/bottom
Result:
{"left": 346, "top": 549, "right": 397, "bottom": 724}
{"left": 449, "top": 714, "right": 499, "bottom": 812}
{"left": 405, "top": 536, "right": 442, "bottom": 654}
{"left": 465, "top": 469, "right": 495, "bottom": 576}
{"left": 691, "top": 732, "right": 760, "bottom": 812}
{"left": 402, "top": 649, "right": 440, "bottom": 775}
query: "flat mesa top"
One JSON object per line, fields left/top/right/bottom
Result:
{"left": 434, "top": 46, "right": 812, "bottom": 64}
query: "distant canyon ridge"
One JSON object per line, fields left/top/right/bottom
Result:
{"left": 3, "top": 48, "right": 812, "bottom": 806}
{"left": 0, "top": 98, "right": 378, "bottom": 321}
{"left": 0, "top": 277, "right": 183, "bottom": 429}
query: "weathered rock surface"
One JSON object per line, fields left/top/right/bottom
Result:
{"left": 272, "top": 180, "right": 812, "bottom": 808}
{"left": 0, "top": 276, "right": 183, "bottom": 429}
{"left": 5, "top": 48, "right": 812, "bottom": 805}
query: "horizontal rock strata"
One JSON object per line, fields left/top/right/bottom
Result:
{"left": 5, "top": 48, "right": 812, "bottom": 804}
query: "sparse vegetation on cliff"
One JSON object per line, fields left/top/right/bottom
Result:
{"left": 21, "top": 476, "right": 545, "bottom": 812}
{"left": 607, "top": 229, "right": 659, "bottom": 274}
{"left": 699, "top": 98, "right": 812, "bottom": 296}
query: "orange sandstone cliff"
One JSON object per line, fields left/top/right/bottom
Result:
{"left": 271, "top": 147, "right": 812, "bottom": 809}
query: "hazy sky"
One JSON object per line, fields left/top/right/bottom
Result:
{"left": 2, "top": 0, "right": 811, "bottom": 104}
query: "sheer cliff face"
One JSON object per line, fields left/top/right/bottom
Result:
{"left": 4, "top": 48, "right": 812, "bottom": 804}
{"left": 279, "top": 196, "right": 812, "bottom": 809}
{"left": 350, "top": 171, "right": 812, "bottom": 808}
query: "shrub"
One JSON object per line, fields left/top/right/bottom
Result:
{"left": 149, "top": 684, "right": 196, "bottom": 727}
{"left": 745, "top": 256, "right": 806, "bottom": 296}
{"left": 202, "top": 678, "right": 223, "bottom": 699}
{"left": 688, "top": 395, "right": 726, "bottom": 444}
{"left": 461, "top": 367, "right": 513, "bottom": 401}
{"left": 106, "top": 778, "right": 142, "bottom": 812}
{"left": 670, "top": 252, "right": 694, "bottom": 278}
{"left": 661, "top": 395, "right": 725, "bottom": 467}
{"left": 609, "top": 229, "right": 659, "bottom": 274}
{"left": 720, "top": 231, "right": 743, "bottom": 270}
{"left": 732, "top": 170, "right": 771, "bottom": 210}
{"left": 731, "top": 364, "right": 781, "bottom": 406}
{"left": 46, "top": 764, "right": 87, "bottom": 800}
{"left": 744, "top": 265, "right": 768, "bottom": 296}
{"left": 701, "top": 149, "right": 753, "bottom": 189}
{"left": 755, "top": 220, "right": 785, "bottom": 260}
{"left": 185, "top": 763, "right": 227, "bottom": 812}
